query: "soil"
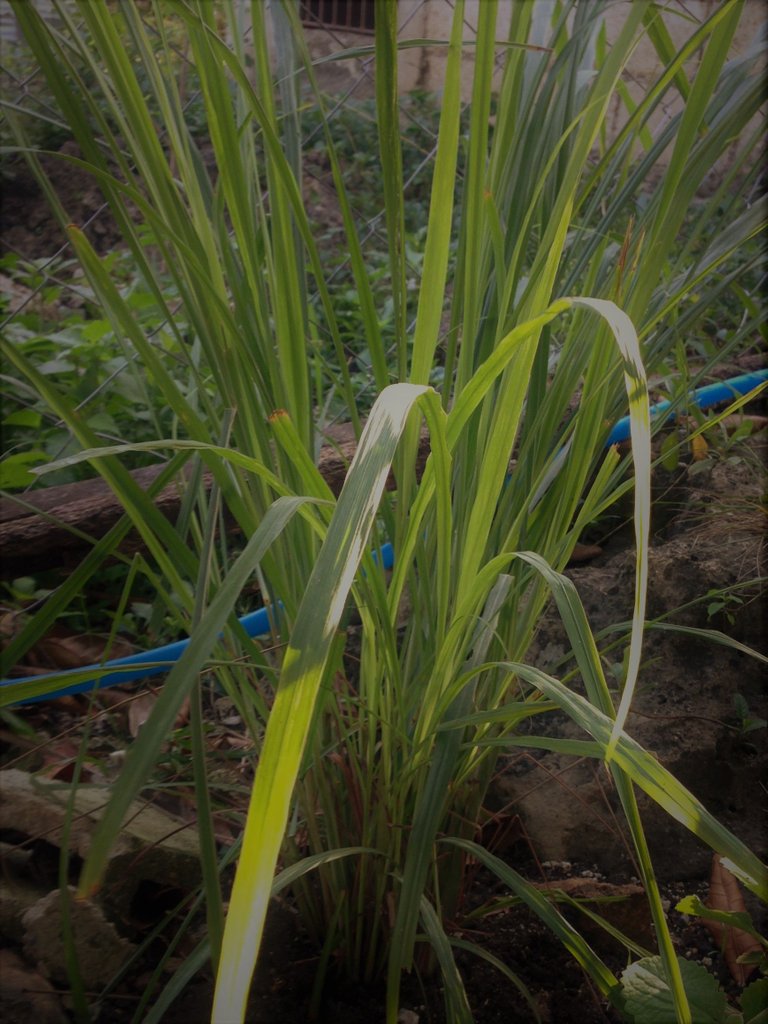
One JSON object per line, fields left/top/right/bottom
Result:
{"left": 1, "top": 154, "right": 767, "bottom": 1024}
{"left": 1, "top": 437, "right": 764, "bottom": 1024}
{"left": 1, "top": 142, "right": 346, "bottom": 266}
{"left": 1, "top": 144, "right": 126, "bottom": 263}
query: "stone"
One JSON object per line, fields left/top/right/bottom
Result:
{"left": 0, "top": 948, "right": 67, "bottom": 1024}
{"left": 22, "top": 886, "right": 135, "bottom": 988}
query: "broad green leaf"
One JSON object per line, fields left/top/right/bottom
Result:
{"left": 617, "top": 956, "right": 727, "bottom": 1024}
{"left": 0, "top": 449, "right": 51, "bottom": 488}
{"left": 741, "top": 979, "right": 768, "bottom": 1024}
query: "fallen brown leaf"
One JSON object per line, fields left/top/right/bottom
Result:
{"left": 569, "top": 542, "right": 603, "bottom": 563}
{"left": 128, "top": 691, "right": 158, "bottom": 738}
{"left": 720, "top": 413, "right": 768, "bottom": 435}
{"left": 705, "top": 854, "right": 761, "bottom": 984}
{"left": 175, "top": 694, "right": 190, "bottom": 727}
{"left": 534, "top": 877, "right": 653, "bottom": 948}
{"left": 38, "top": 737, "right": 98, "bottom": 782}
{"left": 690, "top": 433, "right": 708, "bottom": 461}
{"left": 3, "top": 619, "right": 134, "bottom": 678}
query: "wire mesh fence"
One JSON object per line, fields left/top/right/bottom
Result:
{"left": 0, "top": 8, "right": 766, "bottom": 1019}
{"left": 0, "top": 0, "right": 765, "bottom": 484}
{"left": 0, "top": 0, "right": 458, "bottom": 454}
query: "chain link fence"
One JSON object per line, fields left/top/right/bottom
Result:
{"left": 0, "top": 0, "right": 764, "bottom": 467}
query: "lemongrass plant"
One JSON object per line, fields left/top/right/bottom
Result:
{"left": 2, "top": 1, "right": 766, "bottom": 1022}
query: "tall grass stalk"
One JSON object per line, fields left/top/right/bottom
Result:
{"left": 2, "top": 1, "right": 766, "bottom": 1021}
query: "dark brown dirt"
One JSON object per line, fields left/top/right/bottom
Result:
{"left": 2, "top": 437, "right": 764, "bottom": 1024}
{"left": 1, "top": 158, "right": 766, "bottom": 1024}
{"left": 1, "top": 141, "right": 346, "bottom": 265}
{"left": 504, "top": 437, "right": 768, "bottom": 883}
{"left": 2, "top": 143, "right": 123, "bottom": 261}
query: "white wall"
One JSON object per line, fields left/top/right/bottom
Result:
{"left": 306, "top": 1, "right": 765, "bottom": 135}
{"left": 301, "top": 0, "right": 765, "bottom": 175}
{"left": 398, "top": 0, "right": 765, "bottom": 100}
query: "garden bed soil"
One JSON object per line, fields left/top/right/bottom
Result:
{"left": 1, "top": 142, "right": 346, "bottom": 267}
{"left": 1, "top": 431, "right": 766, "bottom": 1023}
{"left": 1, "top": 147, "right": 767, "bottom": 1023}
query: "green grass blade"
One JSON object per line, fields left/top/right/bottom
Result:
{"left": 500, "top": 664, "right": 768, "bottom": 901}
{"left": 449, "top": 937, "right": 542, "bottom": 1023}
{"left": 143, "top": 937, "right": 211, "bottom": 1024}
{"left": 0, "top": 454, "right": 189, "bottom": 676}
{"left": 570, "top": 298, "right": 651, "bottom": 760}
{"left": 641, "top": 5, "right": 691, "bottom": 103}
{"left": 213, "top": 383, "right": 429, "bottom": 1023}
{"left": 272, "top": 847, "right": 378, "bottom": 895}
{"left": 443, "top": 838, "right": 618, "bottom": 997}
{"left": 187, "top": 426, "right": 233, "bottom": 969}
{"left": 409, "top": 0, "right": 465, "bottom": 384}
{"left": 1, "top": 334, "right": 198, "bottom": 598}
{"left": 646, "top": 624, "right": 768, "bottom": 665}
{"left": 418, "top": 896, "right": 473, "bottom": 1024}
{"left": 375, "top": 0, "right": 407, "bottom": 378}
{"left": 77, "top": 496, "right": 311, "bottom": 898}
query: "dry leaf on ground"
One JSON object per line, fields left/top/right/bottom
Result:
{"left": 706, "top": 854, "right": 762, "bottom": 984}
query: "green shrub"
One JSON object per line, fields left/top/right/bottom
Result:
{"left": 1, "top": 2, "right": 765, "bottom": 1022}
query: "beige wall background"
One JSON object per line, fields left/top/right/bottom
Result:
{"left": 4, "top": 0, "right": 765, "bottom": 160}
{"left": 393, "top": 1, "right": 765, "bottom": 92}
{"left": 303, "top": 0, "right": 766, "bottom": 161}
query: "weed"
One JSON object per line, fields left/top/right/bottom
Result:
{"left": 1, "top": 2, "right": 766, "bottom": 1023}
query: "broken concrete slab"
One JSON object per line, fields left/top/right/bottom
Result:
{"left": 0, "top": 768, "right": 201, "bottom": 919}
{"left": 22, "top": 886, "right": 136, "bottom": 988}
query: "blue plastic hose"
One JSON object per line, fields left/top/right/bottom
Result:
{"left": 605, "top": 369, "right": 767, "bottom": 446}
{"left": 2, "top": 369, "right": 764, "bottom": 705}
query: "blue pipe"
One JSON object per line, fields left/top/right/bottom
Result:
{"left": 0, "top": 547, "right": 395, "bottom": 705}
{"left": 605, "top": 369, "right": 767, "bottom": 446}
{"left": 2, "top": 369, "right": 764, "bottom": 706}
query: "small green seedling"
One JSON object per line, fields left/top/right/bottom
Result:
{"left": 732, "top": 693, "right": 767, "bottom": 737}
{"left": 706, "top": 590, "right": 745, "bottom": 628}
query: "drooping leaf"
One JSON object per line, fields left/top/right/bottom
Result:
{"left": 213, "top": 383, "right": 430, "bottom": 1023}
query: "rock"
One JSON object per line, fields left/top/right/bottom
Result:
{"left": 398, "top": 1011, "right": 421, "bottom": 1024}
{"left": 0, "top": 842, "right": 45, "bottom": 944}
{"left": 22, "top": 886, "right": 135, "bottom": 988}
{"left": 489, "top": 754, "right": 628, "bottom": 873}
{"left": 0, "top": 769, "right": 201, "bottom": 920}
{"left": 0, "top": 948, "right": 67, "bottom": 1024}
{"left": 493, "top": 482, "right": 767, "bottom": 880}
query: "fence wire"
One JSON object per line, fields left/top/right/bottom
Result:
{"left": 0, "top": 0, "right": 458, "bottom": 439}
{"left": 0, "top": 0, "right": 763, "bottom": 469}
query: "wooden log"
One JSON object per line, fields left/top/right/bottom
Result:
{"left": 0, "top": 425, "right": 432, "bottom": 578}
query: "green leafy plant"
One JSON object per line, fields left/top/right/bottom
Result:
{"left": 732, "top": 693, "right": 768, "bottom": 736}
{"left": 0, "top": 249, "right": 190, "bottom": 487}
{"left": 707, "top": 590, "right": 747, "bottom": 628}
{"left": 613, "top": 955, "right": 751, "bottom": 1024}
{"left": 613, "top": 893, "right": 768, "bottom": 1024}
{"left": 2, "top": 1, "right": 766, "bottom": 1023}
